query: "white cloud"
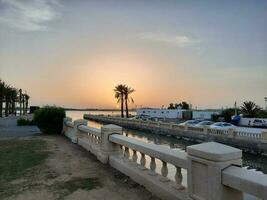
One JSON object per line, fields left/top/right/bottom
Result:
{"left": 0, "top": 0, "right": 60, "bottom": 31}
{"left": 137, "top": 33, "right": 200, "bottom": 47}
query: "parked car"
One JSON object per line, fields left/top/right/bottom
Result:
{"left": 252, "top": 119, "right": 267, "bottom": 128}
{"left": 179, "top": 119, "right": 204, "bottom": 127}
{"left": 195, "top": 120, "right": 214, "bottom": 127}
{"left": 130, "top": 115, "right": 151, "bottom": 121}
{"left": 209, "top": 122, "right": 236, "bottom": 130}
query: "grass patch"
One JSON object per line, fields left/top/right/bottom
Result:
{"left": 0, "top": 139, "right": 48, "bottom": 182}
{"left": 56, "top": 177, "right": 100, "bottom": 199}
{"left": 0, "top": 139, "right": 48, "bottom": 198}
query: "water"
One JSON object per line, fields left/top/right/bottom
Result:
{"left": 66, "top": 111, "right": 266, "bottom": 199}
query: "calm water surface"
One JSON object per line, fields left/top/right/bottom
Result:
{"left": 67, "top": 111, "right": 266, "bottom": 200}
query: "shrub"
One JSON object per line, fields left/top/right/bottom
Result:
{"left": 17, "top": 118, "right": 36, "bottom": 126}
{"left": 34, "top": 106, "right": 66, "bottom": 134}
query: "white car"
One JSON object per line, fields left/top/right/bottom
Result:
{"left": 195, "top": 121, "right": 214, "bottom": 127}
{"left": 210, "top": 122, "right": 236, "bottom": 130}
{"left": 179, "top": 119, "right": 204, "bottom": 127}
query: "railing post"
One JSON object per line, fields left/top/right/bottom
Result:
{"left": 187, "top": 142, "right": 243, "bottom": 200}
{"left": 261, "top": 131, "right": 267, "bottom": 143}
{"left": 203, "top": 126, "right": 208, "bottom": 134}
{"left": 62, "top": 117, "right": 72, "bottom": 134}
{"left": 73, "top": 119, "right": 87, "bottom": 144}
{"left": 228, "top": 128, "right": 235, "bottom": 138}
{"left": 184, "top": 124, "right": 188, "bottom": 131}
{"left": 97, "top": 124, "right": 123, "bottom": 164}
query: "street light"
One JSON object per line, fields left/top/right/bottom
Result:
{"left": 264, "top": 97, "right": 267, "bottom": 110}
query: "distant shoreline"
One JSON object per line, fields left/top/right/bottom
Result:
{"left": 64, "top": 108, "right": 136, "bottom": 112}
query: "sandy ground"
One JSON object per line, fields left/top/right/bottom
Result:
{"left": 5, "top": 135, "right": 159, "bottom": 200}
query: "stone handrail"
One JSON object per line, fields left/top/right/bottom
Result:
{"left": 222, "top": 166, "right": 267, "bottom": 199}
{"left": 109, "top": 134, "right": 187, "bottom": 169}
{"left": 62, "top": 117, "right": 267, "bottom": 200}
{"left": 65, "top": 121, "right": 74, "bottom": 127}
{"left": 78, "top": 125, "right": 101, "bottom": 137}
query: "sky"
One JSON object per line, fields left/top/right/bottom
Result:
{"left": 0, "top": 0, "right": 266, "bottom": 109}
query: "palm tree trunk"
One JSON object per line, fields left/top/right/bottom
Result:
{"left": 121, "top": 97, "right": 124, "bottom": 118}
{"left": 125, "top": 99, "right": 129, "bottom": 118}
{"left": 5, "top": 101, "right": 8, "bottom": 117}
{"left": 0, "top": 94, "right": 2, "bottom": 117}
{"left": 0, "top": 100, "right": 2, "bottom": 117}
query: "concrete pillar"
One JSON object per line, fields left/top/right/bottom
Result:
{"left": 261, "top": 131, "right": 267, "bottom": 143}
{"left": 203, "top": 126, "right": 208, "bottom": 134}
{"left": 72, "top": 119, "right": 88, "bottom": 144}
{"left": 97, "top": 124, "right": 123, "bottom": 164}
{"left": 187, "top": 142, "right": 243, "bottom": 200}
{"left": 62, "top": 117, "right": 72, "bottom": 134}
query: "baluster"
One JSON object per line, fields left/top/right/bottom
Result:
{"left": 148, "top": 156, "right": 157, "bottom": 176}
{"left": 160, "top": 161, "right": 169, "bottom": 182}
{"left": 88, "top": 133, "right": 92, "bottom": 143}
{"left": 132, "top": 150, "right": 137, "bottom": 164}
{"left": 124, "top": 147, "right": 130, "bottom": 160}
{"left": 174, "top": 167, "right": 185, "bottom": 190}
{"left": 139, "top": 153, "right": 147, "bottom": 170}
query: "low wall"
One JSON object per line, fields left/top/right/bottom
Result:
{"left": 84, "top": 114, "right": 267, "bottom": 154}
{"left": 63, "top": 117, "right": 267, "bottom": 200}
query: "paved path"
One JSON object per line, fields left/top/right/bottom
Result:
{"left": 0, "top": 116, "right": 40, "bottom": 137}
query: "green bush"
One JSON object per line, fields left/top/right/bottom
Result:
{"left": 33, "top": 106, "right": 66, "bottom": 134}
{"left": 17, "top": 118, "right": 36, "bottom": 126}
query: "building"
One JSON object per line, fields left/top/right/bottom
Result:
{"left": 137, "top": 108, "right": 220, "bottom": 120}
{"left": 137, "top": 108, "right": 185, "bottom": 119}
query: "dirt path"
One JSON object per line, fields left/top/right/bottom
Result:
{"left": 4, "top": 135, "right": 159, "bottom": 200}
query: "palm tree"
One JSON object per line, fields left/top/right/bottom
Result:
{"left": 123, "top": 86, "right": 134, "bottom": 118}
{"left": 22, "top": 93, "right": 26, "bottom": 115}
{"left": 0, "top": 80, "right": 4, "bottom": 117}
{"left": 10, "top": 88, "right": 18, "bottom": 115}
{"left": 240, "top": 101, "right": 261, "bottom": 117}
{"left": 4, "top": 85, "right": 12, "bottom": 117}
{"left": 24, "top": 94, "right": 30, "bottom": 114}
{"left": 19, "top": 89, "right": 22, "bottom": 115}
{"left": 114, "top": 84, "right": 125, "bottom": 118}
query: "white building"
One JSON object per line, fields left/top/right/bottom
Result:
{"left": 137, "top": 108, "right": 219, "bottom": 120}
{"left": 193, "top": 111, "right": 220, "bottom": 120}
{"left": 137, "top": 108, "right": 185, "bottom": 119}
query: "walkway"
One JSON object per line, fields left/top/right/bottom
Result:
{"left": 0, "top": 116, "right": 40, "bottom": 137}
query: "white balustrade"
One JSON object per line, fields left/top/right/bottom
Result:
{"left": 63, "top": 117, "right": 267, "bottom": 200}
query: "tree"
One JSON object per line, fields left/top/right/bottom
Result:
{"left": 19, "top": 89, "right": 22, "bottom": 115}
{"left": 10, "top": 88, "right": 18, "bottom": 115}
{"left": 123, "top": 86, "right": 134, "bottom": 118}
{"left": 0, "top": 80, "right": 4, "bottom": 117}
{"left": 168, "top": 103, "right": 175, "bottom": 109}
{"left": 179, "top": 101, "right": 190, "bottom": 110}
{"left": 221, "top": 108, "right": 236, "bottom": 122}
{"left": 0, "top": 79, "right": 29, "bottom": 118}
{"left": 240, "top": 101, "right": 261, "bottom": 117}
{"left": 168, "top": 101, "right": 190, "bottom": 110}
{"left": 114, "top": 84, "right": 125, "bottom": 118}
{"left": 25, "top": 94, "right": 30, "bottom": 114}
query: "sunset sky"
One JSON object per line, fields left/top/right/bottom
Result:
{"left": 0, "top": 0, "right": 266, "bottom": 109}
